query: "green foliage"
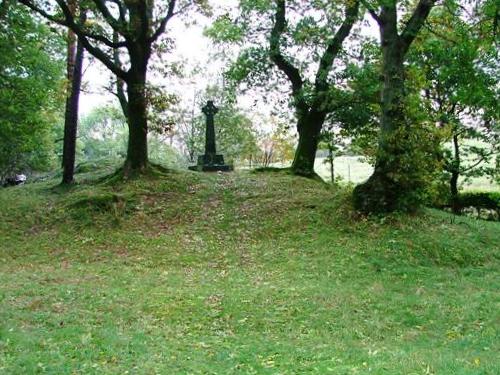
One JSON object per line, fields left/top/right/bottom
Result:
{"left": 410, "top": 8, "right": 499, "bottom": 196}
{"left": 79, "top": 106, "right": 128, "bottom": 161}
{"left": 148, "top": 136, "right": 187, "bottom": 168}
{"left": 226, "top": 47, "right": 272, "bottom": 87}
{"left": 333, "top": 43, "right": 381, "bottom": 160}
{"left": 0, "top": 168, "right": 499, "bottom": 372}
{"left": 146, "top": 86, "right": 179, "bottom": 136}
{"left": 78, "top": 105, "right": 184, "bottom": 168}
{"left": 0, "top": 3, "right": 65, "bottom": 179}
{"left": 208, "top": 0, "right": 360, "bottom": 113}
{"left": 203, "top": 14, "right": 245, "bottom": 43}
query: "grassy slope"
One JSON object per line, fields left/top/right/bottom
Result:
{"left": 0, "top": 169, "right": 499, "bottom": 374}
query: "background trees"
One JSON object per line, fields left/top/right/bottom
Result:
{"left": 77, "top": 104, "right": 183, "bottom": 168}
{"left": 208, "top": 0, "right": 361, "bottom": 176}
{"left": 176, "top": 85, "right": 259, "bottom": 166}
{"left": 0, "top": 2, "right": 65, "bottom": 181}
{"left": 19, "top": 0, "right": 207, "bottom": 175}
{"left": 410, "top": 9, "right": 498, "bottom": 211}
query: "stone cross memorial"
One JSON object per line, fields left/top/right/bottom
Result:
{"left": 189, "top": 100, "right": 232, "bottom": 172}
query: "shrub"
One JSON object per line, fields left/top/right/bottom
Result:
{"left": 458, "top": 191, "right": 500, "bottom": 210}
{"left": 456, "top": 191, "right": 500, "bottom": 221}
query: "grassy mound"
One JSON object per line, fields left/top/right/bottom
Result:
{"left": 0, "top": 168, "right": 499, "bottom": 373}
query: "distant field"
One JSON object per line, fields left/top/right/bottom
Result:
{"left": 315, "top": 156, "right": 372, "bottom": 184}
{"left": 315, "top": 156, "right": 499, "bottom": 191}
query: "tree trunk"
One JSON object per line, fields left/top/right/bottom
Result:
{"left": 61, "top": 4, "right": 84, "bottom": 185}
{"left": 353, "top": 10, "right": 409, "bottom": 213}
{"left": 450, "top": 134, "right": 460, "bottom": 214}
{"left": 291, "top": 111, "right": 326, "bottom": 176}
{"left": 120, "top": 4, "right": 152, "bottom": 176}
{"left": 124, "top": 69, "right": 149, "bottom": 174}
{"left": 329, "top": 147, "right": 335, "bottom": 184}
{"left": 353, "top": 0, "right": 436, "bottom": 213}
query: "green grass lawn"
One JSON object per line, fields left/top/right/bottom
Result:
{"left": 0, "top": 168, "right": 499, "bottom": 374}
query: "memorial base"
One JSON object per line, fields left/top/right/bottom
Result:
{"left": 189, "top": 154, "right": 233, "bottom": 172}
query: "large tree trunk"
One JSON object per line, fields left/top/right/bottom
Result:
{"left": 124, "top": 69, "right": 149, "bottom": 174}
{"left": 353, "top": 0, "right": 436, "bottom": 213}
{"left": 61, "top": 4, "right": 84, "bottom": 185}
{"left": 353, "top": 10, "right": 409, "bottom": 213}
{"left": 291, "top": 111, "right": 326, "bottom": 176}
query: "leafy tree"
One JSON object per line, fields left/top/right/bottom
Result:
{"left": 411, "top": 6, "right": 499, "bottom": 212}
{"left": 207, "top": 0, "right": 361, "bottom": 176}
{"left": 353, "top": 0, "right": 439, "bottom": 213}
{"left": 269, "top": 123, "right": 296, "bottom": 165}
{"left": 319, "top": 125, "right": 348, "bottom": 184}
{"left": 0, "top": 2, "right": 65, "bottom": 180}
{"left": 79, "top": 105, "right": 128, "bottom": 161}
{"left": 330, "top": 42, "right": 381, "bottom": 162}
{"left": 19, "top": 0, "right": 208, "bottom": 175}
{"left": 79, "top": 104, "right": 183, "bottom": 167}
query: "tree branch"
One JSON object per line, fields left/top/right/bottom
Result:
{"left": 360, "top": 0, "right": 381, "bottom": 25}
{"left": 400, "top": 0, "right": 437, "bottom": 53}
{"left": 113, "top": 31, "right": 129, "bottom": 115}
{"left": 462, "top": 151, "right": 495, "bottom": 172}
{"left": 17, "top": 0, "right": 67, "bottom": 25}
{"left": 18, "top": 0, "right": 128, "bottom": 49}
{"left": 54, "top": 0, "right": 128, "bottom": 80}
{"left": 91, "top": 0, "right": 127, "bottom": 34}
{"left": 270, "top": 0, "right": 305, "bottom": 109}
{"left": 314, "top": 0, "right": 360, "bottom": 93}
{"left": 107, "top": 0, "right": 127, "bottom": 23}
{"left": 149, "top": 0, "right": 177, "bottom": 43}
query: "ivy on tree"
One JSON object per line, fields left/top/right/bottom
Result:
{"left": 353, "top": 0, "right": 438, "bottom": 213}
